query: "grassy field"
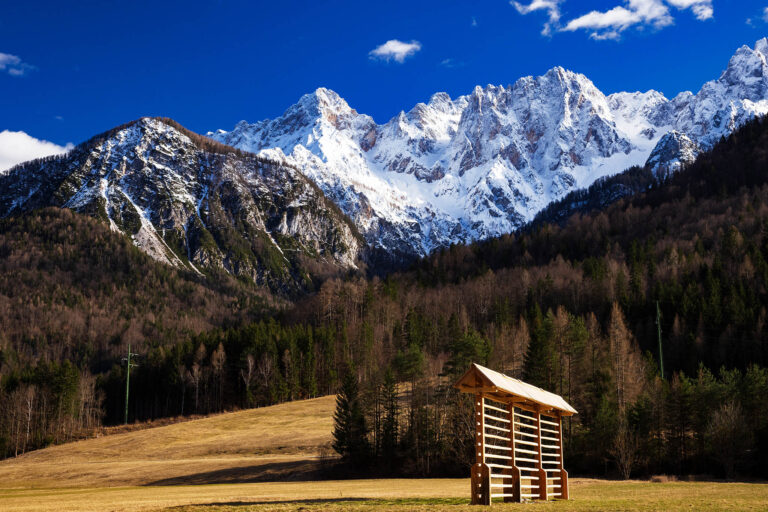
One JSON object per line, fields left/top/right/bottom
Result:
{"left": 0, "top": 395, "right": 337, "bottom": 488}
{"left": 1, "top": 395, "right": 767, "bottom": 511}
{"left": 1, "top": 479, "right": 768, "bottom": 512}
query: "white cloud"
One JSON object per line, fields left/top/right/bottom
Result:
{"left": 440, "top": 58, "right": 465, "bottom": 68}
{"left": 563, "top": 0, "right": 673, "bottom": 39}
{"left": 665, "top": 0, "right": 713, "bottom": 20}
{"left": 369, "top": 40, "right": 422, "bottom": 63}
{"left": 512, "top": 0, "right": 563, "bottom": 35}
{"left": 0, "top": 131, "right": 72, "bottom": 172}
{"left": 746, "top": 7, "right": 768, "bottom": 25}
{"left": 0, "top": 52, "right": 35, "bottom": 77}
{"left": 515, "top": 0, "right": 713, "bottom": 40}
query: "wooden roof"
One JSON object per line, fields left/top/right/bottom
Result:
{"left": 453, "top": 363, "right": 578, "bottom": 416}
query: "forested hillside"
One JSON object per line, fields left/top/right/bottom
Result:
{"left": 284, "top": 116, "right": 768, "bottom": 478}
{"left": 0, "top": 208, "right": 272, "bottom": 456}
{"left": 4, "top": 118, "right": 768, "bottom": 480}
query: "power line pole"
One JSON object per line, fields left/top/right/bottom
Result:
{"left": 122, "top": 344, "right": 139, "bottom": 424}
{"left": 656, "top": 301, "right": 664, "bottom": 380}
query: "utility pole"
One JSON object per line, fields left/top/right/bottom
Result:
{"left": 656, "top": 301, "right": 664, "bottom": 380}
{"left": 122, "top": 344, "right": 139, "bottom": 424}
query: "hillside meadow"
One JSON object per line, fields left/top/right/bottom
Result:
{"left": 1, "top": 395, "right": 767, "bottom": 512}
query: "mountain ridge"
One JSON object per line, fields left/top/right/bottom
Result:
{"left": 0, "top": 117, "right": 363, "bottom": 295}
{"left": 212, "top": 37, "right": 768, "bottom": 265}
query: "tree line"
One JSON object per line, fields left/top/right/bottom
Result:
{"left": 3, "top": 116, "right": 768, "bottom": 480}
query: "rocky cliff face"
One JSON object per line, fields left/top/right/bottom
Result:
{"left": 646, "top": 131, "right": 700, "bottom": 176}
{"left": 0, "top": 118, "right": 362, "bottom": 294}
{"left": 212, "top": 38, "right": 768, "bottom": 264}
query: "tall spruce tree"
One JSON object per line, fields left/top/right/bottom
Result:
{"left": 524, "top": 305, "right": 556, "bottom": 390}
{"left": 332, "top": 365, "right": 371, "bottom": 466}
{"left": 381, "top": 368, "right": 399, "bottom": 467}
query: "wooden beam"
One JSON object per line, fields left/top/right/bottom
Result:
{"left": 536, "top": 408, "right": 548, "bottom": 501}
{"left": 505, "top": 403, "right": 521, "bottom": 503}
{"left": 557, "top": 411, "right": 569, "bottom": 500}
{"left": 472, "top": 394, "right": 490, "bottom": 506}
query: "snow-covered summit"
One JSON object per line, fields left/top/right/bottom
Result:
{"left": 212, "top": 38, "right": 768, "bottom": 263}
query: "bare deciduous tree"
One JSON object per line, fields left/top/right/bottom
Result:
{"left": 257, "top": 353, "right": 274, "bottom": 401}
{"left": 240, "top": 353, "right": 255, "bottom": 407}
{"left": 608, "top": 302, "right": 645, "bottom": 411}
{"left": 211, "top": 343, "right": 226, "bottom": 411}
{"left": 610, "top": 418, "right": 639, "bottom": 479}
{"left": 706, "top": 401, "right": 752, "bottom": 479}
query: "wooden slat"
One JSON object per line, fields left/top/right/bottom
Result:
{"left": 484, "top": 403, "right": 508, "bottom": 414}
{"left": 521, "top": 493, "right": 540, "bottom": 498}
{"left": 514, "top": 457, "right": 539, "bottom": 464}
{"left": 514, "top": 448, "right": 539, "bottom": 455}
{"left": 513, "top": 421, "right": 538, "bottom": 430}
{"left": 541, "top": 434, "right": 559, "bottom": 442}
{"left": 485, "top": 444, "right": 512, "bottom": 451}
{"left": 486, "top": 424, "right": 511, "bottom": 433}
{"left": 540, "top": 426, "right": 559, "bottom": 435}
{"left": 487, "top": 463, "right": 514, "bottom": 470}
{"left": 514, "top": 430, "right": 539, "bottom": 440}
{"left": 514, "top": 438, "right": 538, "bottom": 447}
{"left": 540, "top": 417, "right": 559, "bottom": 427}
{"left": 485, "top": 433, "right": 511, "bottom": 442}
{"left": 485, "top": 453, "right": 512, "bottom": 460}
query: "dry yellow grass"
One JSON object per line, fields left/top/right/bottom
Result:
{"left": 1, "top": 394, "right": 767, "bottom": 512}
{"left": 1, "top": 479, "right": 768, "bottom": 512}
{"left": 0, "top": 395, "right": 337, "bottom": 488}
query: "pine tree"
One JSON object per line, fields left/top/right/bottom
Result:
{"left": 381, "top": 368, "right": 399, "bottom": 467}
{"left": 332, "top": 366, "right": 371, "bottom": 466}
{"left": 523, "top": 305, "right": 555, "bottom": 390}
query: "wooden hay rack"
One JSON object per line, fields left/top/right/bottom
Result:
{"left": 454, "top": 363, "right": 577, "bottom": 505}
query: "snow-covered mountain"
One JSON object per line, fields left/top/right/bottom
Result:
{"left": 0, "top": 118, "right": 362, "bottom": 294}
{"left": 212, "top": 38, "right": 768, "bottom": 263}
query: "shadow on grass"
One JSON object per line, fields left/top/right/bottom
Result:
{"left": 146, "top": 459, "right": 332, "bottom": 486}
{"left": 165, "top": 498, "right": 464, "bottom": 509}
{"left": 164, "top": 498, "right": 371, "bottom": 510}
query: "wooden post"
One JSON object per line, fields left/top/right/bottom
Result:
{"left": 536, "top": 408, "right": 548, "bottom": 501}
{"left": 505, "top": 401, "right": 521, "bottom": 503}
{"left": 557, "top": 411, "right": 569, "bottom": 500}
{"left": 471, "top": 394, "right": 490, "bottom": 505}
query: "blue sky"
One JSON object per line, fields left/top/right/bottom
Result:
{"left": 0, "top": 0, "right": 767, "bottom": 164}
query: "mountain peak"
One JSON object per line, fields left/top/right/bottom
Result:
{"left": 0, "top": 117, "right": 362, "bottom": 293}
{"left": 296, "top": 87, "right": 351, "bottom": 115}
{"left": 719, "top": 39, "right": 768, "bottom": 98}
{"left": 211, "top": 37, "right": 768, "bottom": 264}
{"left": 755, "top": 37, "right": 768, "bottom": 58}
